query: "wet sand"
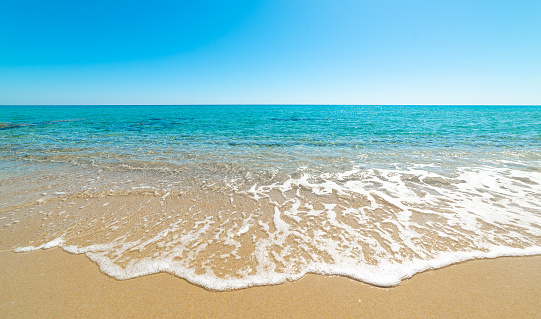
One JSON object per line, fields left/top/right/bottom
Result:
{"left": 0, "top": 249, "right": 539, "bottom": 318}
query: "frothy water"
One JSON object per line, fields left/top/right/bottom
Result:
{"left": 1, "top": 105, "right": 540, "bottom": 290}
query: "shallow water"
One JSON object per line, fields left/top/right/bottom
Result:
{"left": 1, "top": 105, "right": 540, "bottom": 289}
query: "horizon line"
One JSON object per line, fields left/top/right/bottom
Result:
{"left": 1, "top": 104, "right": 540, "bottom": 107}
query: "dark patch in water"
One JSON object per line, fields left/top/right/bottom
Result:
{"left": 37, "top": 119, "right": 81, "bottom": 125}
{"left": 129, "top": 118, "right": 196, "bottom": 130}
{"left": 0, "top": 119, "right": 81, "bottom": 130}
{"left": 0, "top": 122, "right": 30, "bottom": 130}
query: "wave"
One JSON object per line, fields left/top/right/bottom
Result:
{"left": 3, "top": 164, "right": 541, "bottom": 290}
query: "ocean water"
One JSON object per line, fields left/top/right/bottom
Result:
{"left": 1, "top": 105, "right": 540, "bottom": 289}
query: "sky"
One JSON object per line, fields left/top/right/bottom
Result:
{"left": 1, "top": 0, "right": 540, "bottom": 105}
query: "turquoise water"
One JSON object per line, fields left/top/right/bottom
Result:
{"left": 1, "top": 105, "right": 541, "bottom": 289}
{"left": 2, "top": 105, "right": 540, "bottom": 173}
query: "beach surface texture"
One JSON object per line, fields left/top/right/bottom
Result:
{"left": 1, "top": 105, "right": 540, "bottom": 317}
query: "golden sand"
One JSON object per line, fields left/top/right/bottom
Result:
{"left": 3, "top": 189, "right": 539, "bottom": 287}
{"left": 0, "top": 249, "right": 539, "bottom": 318}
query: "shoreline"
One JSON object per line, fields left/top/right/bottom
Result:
{"left": 1, "top": 249, "right": 539, "bottom": 318}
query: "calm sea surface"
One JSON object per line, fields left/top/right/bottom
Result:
{"left": 1, "top": 105, "right": 540, "bottom": 289}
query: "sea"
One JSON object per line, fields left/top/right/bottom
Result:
{"left": 1, "top": 105, "right": 540, "bottom": 290}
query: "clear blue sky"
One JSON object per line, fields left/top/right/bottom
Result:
{"left": 1, "top": 0, "right": 540, "bottom": 105}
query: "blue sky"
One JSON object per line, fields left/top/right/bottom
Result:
{"left": 1, "top": 0, "right": 540, "bottom": 105}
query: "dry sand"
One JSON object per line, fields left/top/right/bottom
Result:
{"left": 0, "top": 248, "right": 539, "bottom": 318}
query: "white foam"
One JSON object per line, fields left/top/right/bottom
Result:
{"left": 237, "top": 221, "right": 251, "bottom": 236}
{"left": 15, "top": 237, "right": 64, "bottom": 252}
{"left": 11, "top": 164, "right": 541, "bottom": 290}
{"left": 273, "top": 207, "right": 290, "bottom": 234}
{"left": 15, "top": 241, "right": 541, "bottom": 290}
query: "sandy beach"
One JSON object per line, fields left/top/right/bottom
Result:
{"left": 2, "top": 106, "right": 541, "bottom": 318}
{"left": 0, "top": 249, "right": 539, "bottom": 318}
{"left": 3, "top": 0, "right": 541, "bottom": 314}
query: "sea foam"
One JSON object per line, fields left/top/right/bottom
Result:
{"left": 9, "top": 164, "right": 541, "bottom": 290}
